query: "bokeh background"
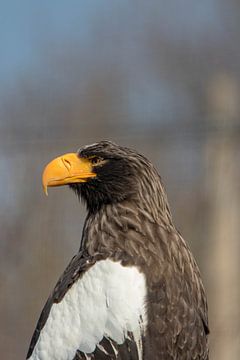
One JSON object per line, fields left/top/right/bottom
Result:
{"left": 1, "top": 1, "right": 240, "bottom": 359}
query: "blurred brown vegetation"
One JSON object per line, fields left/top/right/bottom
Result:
{"left": 0, "top": 1, "right": 240, "bottom": 359}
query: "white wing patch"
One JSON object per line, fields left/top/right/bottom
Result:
{"left": 30, "top": 259, "right": 147, "bottom": 360}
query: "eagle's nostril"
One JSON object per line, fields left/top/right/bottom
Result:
{"left": 62, "top": 158, "right": 71, "bottom": 171}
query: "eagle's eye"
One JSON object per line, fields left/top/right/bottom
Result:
{"left": 90, "top": 156, "right": 104, "bottom": 165}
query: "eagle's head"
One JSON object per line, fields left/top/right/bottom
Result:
{"left": 42, "top": 141, "right": 171, "bottom": 219}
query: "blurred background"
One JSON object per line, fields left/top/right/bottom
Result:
{"left": 0, "top": 1, "right": 239, "bottom": 359}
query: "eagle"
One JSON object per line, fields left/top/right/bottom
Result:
{"left": 27, "top": 140, "right": 209, "bottom": 360}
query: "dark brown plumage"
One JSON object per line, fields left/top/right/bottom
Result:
{"left": 27, "top": 141, "right": 209, "bottom": 360}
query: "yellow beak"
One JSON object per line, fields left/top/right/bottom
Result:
{"left": 42, "top": 153, "right": 96, "bottom": 195}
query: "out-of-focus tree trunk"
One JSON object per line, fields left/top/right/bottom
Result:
{"left": 206, "top": 74, "right": 240, "bottom": 360}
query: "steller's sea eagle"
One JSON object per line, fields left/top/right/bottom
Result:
{"left": 27, "top": 141, "right": 209, "bottom": 360}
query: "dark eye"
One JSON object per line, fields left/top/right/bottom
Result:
{"left": 91, "top": 156, "right": 104, "bottom": 165}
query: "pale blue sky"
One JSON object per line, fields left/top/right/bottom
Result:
{"left": 0, "top": 0, "right": 226, "bottom": 85}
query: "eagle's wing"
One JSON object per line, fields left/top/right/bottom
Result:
{"left": 143, "top": 225, "right": 209, "bottom": 360}
{"left": 27, "top": 251, "right": 147, "bottom": 360}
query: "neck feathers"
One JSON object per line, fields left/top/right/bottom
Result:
{"left": 81, "top": 193, "right": 174, "bottom": 261}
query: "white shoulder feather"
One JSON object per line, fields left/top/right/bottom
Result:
{"left": 29, "top": 259, "right": 147, "bottom": 360}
